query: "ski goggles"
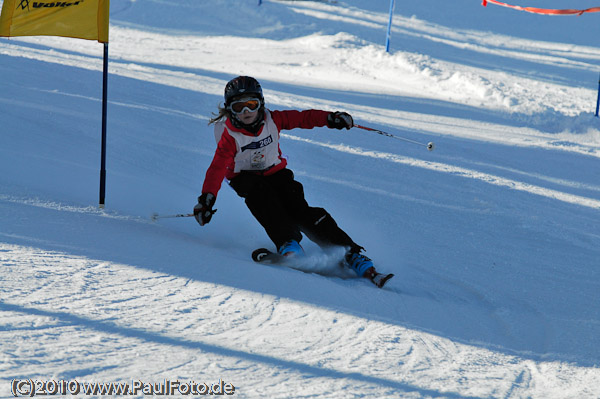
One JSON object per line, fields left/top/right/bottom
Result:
{"left": 229, "top": 98, "right": 261, "bottom": 114}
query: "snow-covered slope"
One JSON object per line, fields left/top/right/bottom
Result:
{"left": 1, "top": 0, "right": 599, "bottom": 397}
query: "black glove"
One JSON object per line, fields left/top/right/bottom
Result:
{"left": 194, "top": 193, "right": 216, "bottom": 226}
{"left": 327, "top": 111, "right": 353, "bottom": 130}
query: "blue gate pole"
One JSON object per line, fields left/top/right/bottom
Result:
{"left": 385, "top": 0, "right": 396, "bottom": 52}
{"left": 99, "top": 42, "right": 108, "bottom": 208}
{"left": 595, "top": 72, "right": 600, "bottom": 117}
{"left": 258, "top": 0, "right": 262, "bottom": 5}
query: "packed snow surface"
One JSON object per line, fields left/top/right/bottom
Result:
{"left": 1, "top": 0, "right": 599, "bottom": 398}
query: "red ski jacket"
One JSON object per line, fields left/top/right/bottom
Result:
{"left": 202, "top": 109, "right": 330, "bottom": 197}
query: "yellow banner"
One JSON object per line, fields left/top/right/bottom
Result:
{"left": 0, "top": 0, "right": 109, "bottom": 42}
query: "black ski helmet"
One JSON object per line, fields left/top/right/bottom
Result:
{"left": 224, "top": 76, "right": 264, "bottom": 106}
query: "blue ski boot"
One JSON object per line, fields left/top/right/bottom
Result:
{"left": 278, "top": 240, "right": 305, "bottom": 257}
{"left": 345, "top": 249, "right": 394, "bottom": 288}
{"left": 345, "top": 250, "right": 374, "bottom": 276}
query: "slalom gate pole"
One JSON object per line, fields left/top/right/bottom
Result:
{"left": 595, "top": 72, "right": 600, "bottom": 117}
{"left": 385, "top": 0, "right": 395, "bottom": 53}
{"left": 151, "top": 213, "right": 195, "bottom": 222}
{"left": 99, "top": 42, "right": 109, "bottom": 208}
{"left": 353, "top": 124, "right": 435, "bottom": 151}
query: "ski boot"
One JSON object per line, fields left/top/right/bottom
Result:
{"left": 345, "top": 249, "right": 394, "bottom": 288}
{"left": 278, "top": 240, "right": 305, "bottom": 257}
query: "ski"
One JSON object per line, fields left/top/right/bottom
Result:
{"left": 369, "top": 272, "right": 395, "bottom": 288}
{"left": 251, "top": 248, "right": 287, "bottom": 264}
{"left": 250, "top": 248, "right": 394, "bottom": 288}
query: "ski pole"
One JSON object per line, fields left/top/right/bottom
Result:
{"left": 151, "top": 212, "right": 195, "bottom": 222}
{"left": 354, "top": 124, "right": 435, "bottom": 151}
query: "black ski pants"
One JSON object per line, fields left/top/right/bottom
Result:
{"left": 229, "top": 168, "right": 358, "bottom": 251}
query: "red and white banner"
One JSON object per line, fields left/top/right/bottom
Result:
{"left": 482, "top": 0, "right": 600, "bottom": 16}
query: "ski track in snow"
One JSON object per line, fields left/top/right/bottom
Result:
{"left": 284, "top": 134, "right": 600, "bottom": 210}
{"left": 2, "top": 241, "right": 599, "bottom": 399}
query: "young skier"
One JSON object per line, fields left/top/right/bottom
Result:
{"left": 194, "top": 76, "right": 393, "bottom": 287}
